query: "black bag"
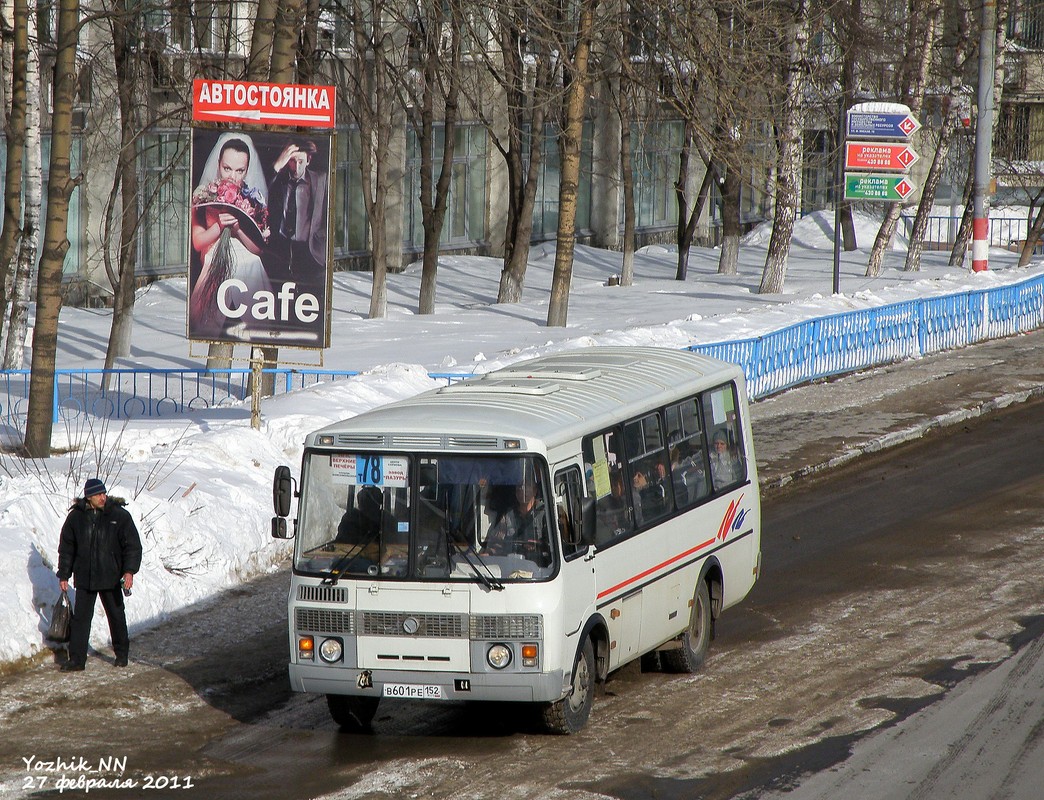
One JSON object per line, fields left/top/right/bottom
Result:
{"left": 47, "top": 590, "right": 72, "bottom": 643}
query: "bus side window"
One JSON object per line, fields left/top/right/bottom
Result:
{"left": 554, "top": 466, "right": 587, "bottom": 559}
{"left": 666, "top": 397, "right": 710, "bottom": 508}
{"left": 702, "top": 383, "right": 746, "bottom": 491}
{"left": 582, "top": 430, "right": 633, "bottom": 545}
{"left": 624, "top": 414, "right": 672, "bottom": 526}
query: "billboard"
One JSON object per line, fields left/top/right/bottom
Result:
{"left": 187, "top": 128, "right": 332, "bottom": 348}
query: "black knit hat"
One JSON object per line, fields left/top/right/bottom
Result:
{"left": 83, "top": 478, "right": 107, "bottom": 498}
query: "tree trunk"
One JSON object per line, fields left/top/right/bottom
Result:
{"left": 619, "top": 83, "right": 636, "bottom": 287}
{"left": 1018, "top": 203, "right": 1044, "bottom": 267}
{"left": 867, "top": 0, "right": 939, "bottom": 276}
{"left": 547, "top": 0, "right": 598, "bottom": 328}
{"left": 0, "top": 0, "right": 28, "bottom": 322}
{"left": 102, "top": 0, "right": 143, "bottom": 378}
{"left": 949, "top": 150, "right": 975, "bottom": 266}
{"left": 718, "top": 165, "right": 741, "bottom": 276}
{"left": 905, "top": 3, "right": 971, "bottom": 272}
{"left": 25, "top": 0, "right": 78, "bottom": 458}
{"left": 417, "top": 6, "right": 460, "bottom": 315}
{"left": 3, "top": 1, "right": 39, "bottom": 370}
{"left": 759, "top": 0, "right": 810, "bottom": 295}
{"left": 495, "top": 11, "right": 549, "bottom": 305}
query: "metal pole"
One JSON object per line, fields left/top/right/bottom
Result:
{"left": 833, "top": 102, "right": 846, "bottom": 294}
{"left": 972, "top": 0, "right": 997, "bottom": 272}
{"left": 250, "top": 347, "right": 262, "bottom": 430}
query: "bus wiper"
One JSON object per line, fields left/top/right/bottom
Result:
{"left": 451, "top": 543, "right": 503, "bottom": 593}
{"left": 322, "top": 531, "right": 380, "bottom": 586}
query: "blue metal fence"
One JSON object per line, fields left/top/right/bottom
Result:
{"left": 899, "top": 215, "right": 1044, "bottom": 253}
{"left": 1, "top": 271, "right": 1042, "bottom": 427}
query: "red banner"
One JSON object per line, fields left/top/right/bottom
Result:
{"left": 192, "top": 80, "right": 336, "bottom": 128}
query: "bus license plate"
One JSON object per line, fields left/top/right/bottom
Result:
{"left": 382, "top": 683, "right": 444, "bottom": 700}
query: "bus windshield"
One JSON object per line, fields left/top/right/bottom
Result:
{"left": 295, "top": 452, "right": 556, "bottom": 582}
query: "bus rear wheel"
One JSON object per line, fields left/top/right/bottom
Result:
{"left": 661, "top": 579, "right": 711, "bottom": 673}
{"left": 327, "top": 694, "right": 380, "bottom": 730}
{"left": 541, "top": 638, "right": 595, "bottom": 734}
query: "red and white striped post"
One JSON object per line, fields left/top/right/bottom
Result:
{"left": 972, "top": 216, "right": 989, "bottom": 273}
{"left": 972, "top": 0, "right": 996, "bottom": 273}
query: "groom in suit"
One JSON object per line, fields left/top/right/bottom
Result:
{"left": 266, "top": 138, "right": 329, "bottom": 286}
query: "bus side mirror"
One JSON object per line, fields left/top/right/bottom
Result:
{"left": 271, "top": 516, "right": 292, "bottom": 539}
{"left": 273, "top": 465, "right": 293, "bottom": 517}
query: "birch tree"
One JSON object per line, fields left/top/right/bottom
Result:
{"left": 24, "top": 0, "right": 79, "bottom": 457}
{"left": 903, "top": 0, "right": 973, "bottom": 272}
{"left": 759, "top": 0, "right": 811, "bottom": 295}
{"left": 0, "top": 0, "right": 28, "bottom": 325}
{"left": 866, "top": 0, "right": 940, "bottom": 277}
{"left": 3, "top": 0, "right": 40, "bottom": 370}
{"left": 547, "top": 0, "right": 600, "bottom": 327}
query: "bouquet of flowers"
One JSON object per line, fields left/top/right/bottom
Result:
{"left": 191, "top": 178, "right": 270, "bottom": 243}
{"left": 190, "top": 179, "right": 270, "bottom": 330}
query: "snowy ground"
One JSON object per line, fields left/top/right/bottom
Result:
{"left": 1, "top": 209, "right": 1041, "bottom": 668}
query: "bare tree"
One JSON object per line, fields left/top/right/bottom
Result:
{"left": 2, "top": 0, "right": 40, "bottom": 370}
{"left": 547, "top": 0, "right": 600, "bottom": 327}
{"left": 759, "top": 0, "right": 811, "bottom": 294}
{"left": 904, "top": 0, "right": 973, "bottom": 272}
{"left": 866, "top": 0, "right": 941, "bottom": 277}
{"left": 100, "top": 0, "right": 146, "bottom": 377}
{"left": 402, "top": 0, "right": 462, "bottom": 315}
{"left": 483, "top": 0, "right": 554, "bottom": 304}
{"left": 24, "top": 0, "right": 80, "bottom": 457}
{"left": 327, "top": 0, "right": 407, "bottom": 319}
{"left": 0, "top": 0, "right": 28, "bottom": 323}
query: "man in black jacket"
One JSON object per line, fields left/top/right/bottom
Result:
{"left": 57, "top": 478, "right": 142, "bottom": 672}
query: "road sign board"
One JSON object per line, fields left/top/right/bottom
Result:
{"left": 846, "top": 111, "right": 921, "bottom": 140}
{"left": 845, "top": 141, "right": 919, "bottom": 172}
{"left": 844, "top": 173, "right": 917, "bottom": 202}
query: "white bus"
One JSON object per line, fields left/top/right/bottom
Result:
{"left": 271, "top": 347, "right": 762, "bottom": 733}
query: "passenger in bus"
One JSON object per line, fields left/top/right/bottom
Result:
{"left": 595, "top": 470, "right": 631, "bottom": 543}
{"left": 670, "top": 439, "right": 707, "bottom": 504}
{"left": 482, "top": 478, "right": 549, "bottom": 563}
{"left": 709, "top": 430, "right": 741, "bottom": 490}
{"left": 633, "top": 462, "right": 669, "bottom": 523}
{"left": 335, "top": 486, "right": 383, "bottom": 568}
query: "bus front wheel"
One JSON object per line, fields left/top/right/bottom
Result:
{"left": 662, "top": 579, "right": 711, "bottom": 673}
{"left": 541, "top": 637, "right": 595, "bottom": 734}
{"left": 327, "top": 694, "right": 380, "bottom": 730}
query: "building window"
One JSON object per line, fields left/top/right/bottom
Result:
{"left": 998, "top": 104, "right": 1044, "bottom": 162}
{"left": 333, "top": 129, "right": 368, "bottom": 256}
{"left": 801, "top": 129, "right": 834, "bottom": 213}
{"left": 1010, "top": 4, "right": 1044, "bottom": 49}
{"left": 531, "top": 122, "right": 593, "bottom": 241}
{"left": 139, "top": 132, "right": 190, "bottom": 276}
{"left": 628, "top": 119, "right": 682, "bottom": 230}
{"left": 0, "top": 135, "right": 83, "bottom": 277}
{"left": 404, "top": 124, "right": 488, "bottom": 249}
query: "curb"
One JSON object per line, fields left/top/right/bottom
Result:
{"left": 762, "top": 384, "right": 1044, "bottom": 493}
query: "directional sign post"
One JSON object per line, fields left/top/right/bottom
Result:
{"left": 846, "top": 110, "right": 921, "bottom": 140}
{"left": 844, "top": 173, "right": 916, "bottom": 202}
{"left": 845, "top": 141, "right": 919, "bottom": 172}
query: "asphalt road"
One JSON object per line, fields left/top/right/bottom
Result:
{"left": 2, "top": 331, "right": 1044, "bottom": 800}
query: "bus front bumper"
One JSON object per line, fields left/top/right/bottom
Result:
{"left": 289, "top": 662, "right": 569, "bottom": 703}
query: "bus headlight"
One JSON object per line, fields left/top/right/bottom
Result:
{"left": 319, "top": 637, "right": 343, "bottom": 664}
{"left": 487, "top": 643, "right": 512, "bottom": 669}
